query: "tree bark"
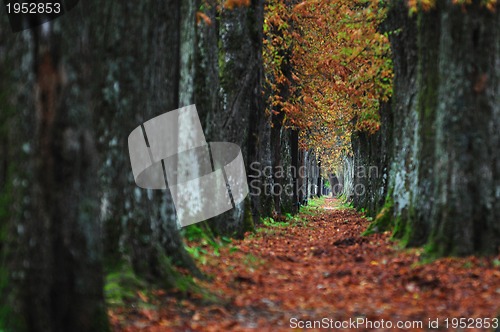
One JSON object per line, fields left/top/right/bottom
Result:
{"left": 21, "top": 17, "right": 108, "bottom": 332}
{"left": 425, "top": 1, "right": 500, "bottom": 255}
{"left": 90, "top": 0, "right": 201, "bottom": 279}
{"left": 359, "top": 0, "right": 500, "bottom": 256}
{"left": 202, "top": 1, "right": 266, "bottom": 236}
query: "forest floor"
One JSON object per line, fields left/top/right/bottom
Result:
{"left": 110, "top": 198, "right": 500, "bottom": 331}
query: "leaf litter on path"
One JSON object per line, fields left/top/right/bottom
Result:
{"left": 111, "top": 198, "right": 500, "bottom": 331}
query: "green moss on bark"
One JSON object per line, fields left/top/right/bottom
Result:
{"left": 243, "top": 198, "right": 255, "bottom": 233}
{"left": 362, "top": 193, "right": 394, "bottom": 236}
{"left": 391, "top": 205, "right": 414, "bottom": 248}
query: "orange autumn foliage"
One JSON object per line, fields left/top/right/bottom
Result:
{"left": 264, "top": 0, "right": 393, "bottom": 170}
{"left": 408, "top": 0, "right": 497, "bottom": 14}
{"left": 224, "top": 0, "right": 251, "bottom": 10}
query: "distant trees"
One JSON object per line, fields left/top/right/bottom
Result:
{"left": 263, "top": 0, "right": 392, "bottom": 172}
{"left": 261, "top": 0, "right": 500, "bottom": 257}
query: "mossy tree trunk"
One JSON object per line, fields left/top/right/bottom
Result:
{"left": 196, "top": 1, "right": 266, "bottom": 236}
{"left": 424, "top": 1, "right": 500, "bottom": 255}
{"left": 1, "top": 2, "right": 206, "bottom": 330}
{"left": 89, "top": 0, "right": 201, "bottom": 279}
{"left": 362, "top": 1, "right": 500, "bottom": 256}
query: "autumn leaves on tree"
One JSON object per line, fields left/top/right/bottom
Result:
{"left": 264, "top": 0, "right": 393, "bottom": 169}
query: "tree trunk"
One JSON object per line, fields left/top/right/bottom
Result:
{"left": 91, "top": 0, "right": 201, "bottom": 279}
{"left": 351, "top": 101, "right": 393, "bottom": 218}
{"left": 204, "top": 1, "right": 265, "bottom": 236}
{"left": 21, "top": 18, "right": 107, "bottom": 332}
{"left": 363, "top": 0, "right": 500, "bottom": 256}
{"left": 425, "top": 1, "right": 500, "bottom": 255}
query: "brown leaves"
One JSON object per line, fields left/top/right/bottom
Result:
{"left": 196, "top": 12, "right": 212, "bottom": 26}
{"left": 292, "top": 2, "right": 308, "bottom": 15}
{"left": 223, "top": 0, "right": 251, "bottom": 10}
{"left": 110, "top": 198, "right": 500, "bottom": 331}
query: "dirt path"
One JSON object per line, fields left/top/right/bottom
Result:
{"left": 111, "top": 198, "right": 500, "bottom": 331}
